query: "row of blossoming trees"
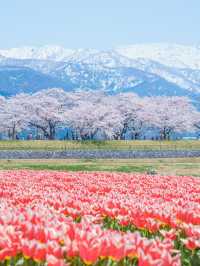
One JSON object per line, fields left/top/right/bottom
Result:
{"left": 0, "top": 88, "right": 200, "bottom": 140}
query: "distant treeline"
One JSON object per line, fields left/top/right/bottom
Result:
{"left": 0, "top": 88, "right": 199, "bottom": 140}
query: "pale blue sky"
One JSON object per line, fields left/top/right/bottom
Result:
{"left": 0, "top": 0, "right": 199, "bottom": 49}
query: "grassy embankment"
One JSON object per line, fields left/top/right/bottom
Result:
{"left": 1, "top": 158, "right": 200, "bottom": 177}
{"left": 0, "top": 140, "right": 199, "bottom": 150}
{"left": 0, "top": 140, "right": 199, "bottom": 176}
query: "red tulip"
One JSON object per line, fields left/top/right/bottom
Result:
{"left": 47, "top": 255, "right": 68, "bottom": 266}
{"left": 33, "top": 243, "right": 47, "bottom": 262}
{"left": 182, "top": 238, "right": 200, "bottom": 250}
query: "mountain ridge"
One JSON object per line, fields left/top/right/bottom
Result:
{"left": 0, "top": 43, "right": 200, "bottom": 98}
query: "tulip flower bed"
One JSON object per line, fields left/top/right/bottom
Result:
{"left": 0, "top": 171, "right": 199, "bottom": 266}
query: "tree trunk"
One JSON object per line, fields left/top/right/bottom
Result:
{"left": 120, "top": 122, "right": 128, "bottom": 140}
{"left": 161, "top": 128, "right": 171, "bottom": 140}
{"left": 11, "top": 125, "right": 16, "bottom": 140}
{"left": 113, "top": 132, "right": 121, "bottom": 140}
{"left": 49, "top": 126, "right": 56, "bottom": 140}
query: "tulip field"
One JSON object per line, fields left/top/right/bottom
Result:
{"left": 0, "top": 170, "right": 199, "bottom": 265}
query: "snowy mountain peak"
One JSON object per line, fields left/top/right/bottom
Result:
{"left": 2, "top": 43, "right": 200, "bottom": 70}
{"left": 0, "top": 45, "right": 74, "bottom": 61}
{"left": 115, "top": 43, "right": 200, "bottom": 69}
{"left": 65, "top": 49, "right": 134, "bottom": 68}
{"left": 1, "top": 43, "right": 200, "bottom": 97}
{"left": 64, "top": 48, "right": 99, "bottom": 63}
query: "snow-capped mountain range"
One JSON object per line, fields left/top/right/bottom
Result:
{"left": 1, "top": 43, "right": 200, "bottom": 99}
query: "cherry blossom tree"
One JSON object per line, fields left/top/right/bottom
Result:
{"left": 0, "top": 94, "right": 28, "bottom": 139}
{"left": 24, "top": 92, "right": 66, "bottom": 140}
{"left": 146, "top": 96, "right": 198, "bottom": 140}
{"left": 111, "top": 93, "right": 149, "bottom": 139}
{"left": 0, "top": 88, "right": 199, "bottom": 140}
{"left": 66, "top": 96, "right": 124, "bottom": 140}
{"left": 0, "top": 96, "right": 7, "bottom": 137}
